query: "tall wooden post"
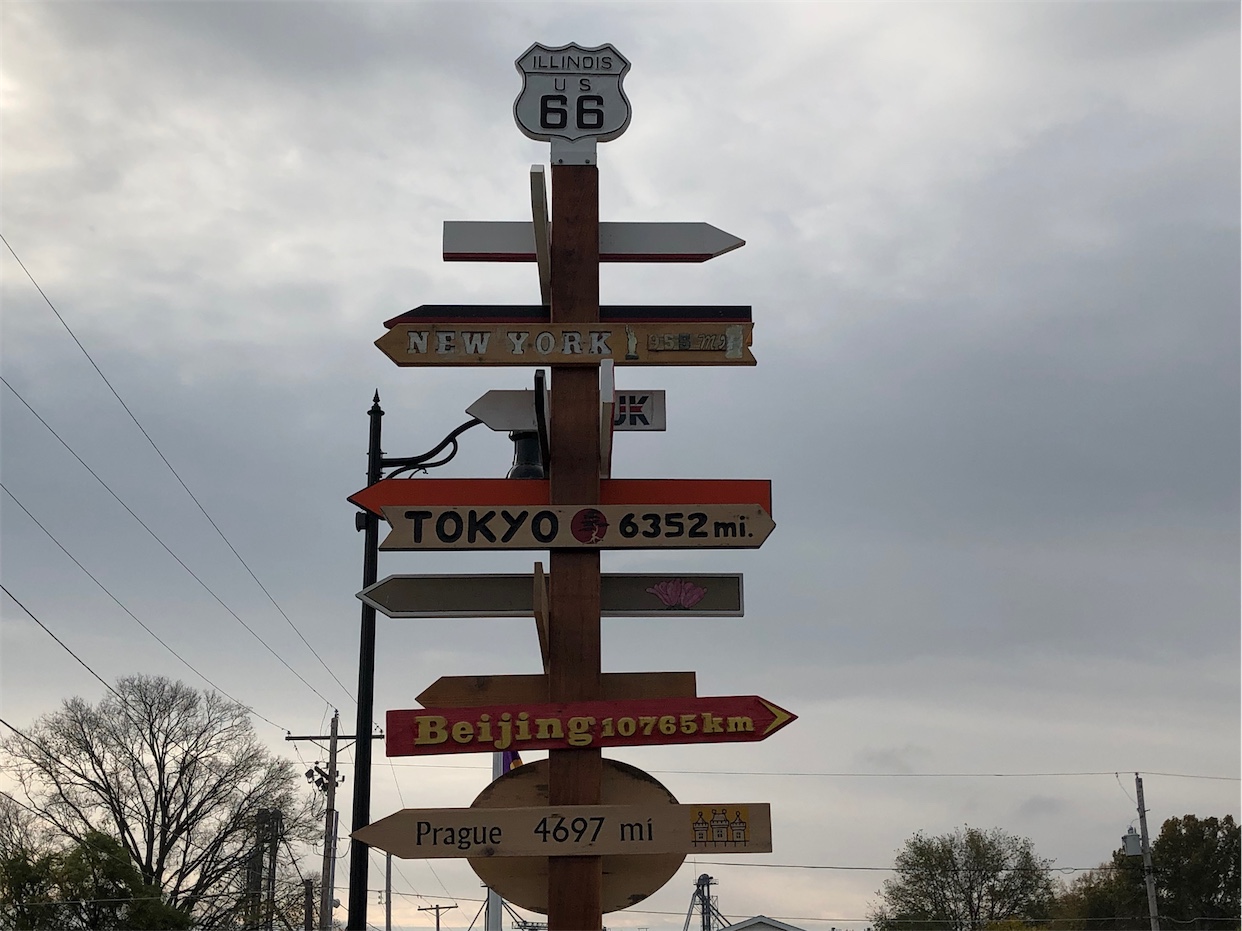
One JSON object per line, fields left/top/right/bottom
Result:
{"left": 546, "top": 162, "right": 603, "bottom": 928}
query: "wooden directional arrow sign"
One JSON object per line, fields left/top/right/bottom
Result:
{"left": 387, "top": 695, "right": 795, "bottom": 756}
{"left": 350, "top": 480, "right": 773, "bottom": 551}
{"left": 352, "top": 801, "right": 771, "bottom": 859}
{"left": 383, "top": 305, "right": 752, "bottom": 328}
{"left": 468, "top": 389, "right": 666, "bottom": 432}
{"left": 415, "top": 672, "right": 697, "bottom": 708}
{"left": 380, "top": 504, "right": 771, "bottom": 551}
{"left": 444, "top": 221, "right": 745, "bottom": 263}
{"left": 357, "top": 573, "right": 743, "bottom": 618}
{"left": 375, "top": 320, "right": 754, "bottom": 367}
{"left": 349, "top": 478, "right": 771, "bottom": 517}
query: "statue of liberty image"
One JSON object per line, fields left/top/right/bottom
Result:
{"left": 624, "top": 325, "right": 639, "bottom": 360}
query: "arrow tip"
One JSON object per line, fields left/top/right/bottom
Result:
{"left": 759, "top": 698, "right": 797, "bottom": 736}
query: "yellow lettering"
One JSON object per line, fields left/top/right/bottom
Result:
{"left": 414, "top": 716, "right": 447, "bottom": 745}
{"left": 566, "top": 716, "right": 596, "bottom": 747}
{"left": 534, "top": 717, "right": 563, "bottom": 740}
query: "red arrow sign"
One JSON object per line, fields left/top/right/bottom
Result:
{"left": 386, "top": 695, "right": 796, "bottom": 757}
{"left": 348, "top": 478, "right": 772, "bottom": 518}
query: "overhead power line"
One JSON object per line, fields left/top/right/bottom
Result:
{"left": 1, "top": 233, "right": 354, "bottom": 706}
{"left": 0, "top": 399, "right": 335, "bottom": 711}
{"left": 0, "top": 489, "right": 284, "bottom": 730}
{"left": 378, "top": 761, "right": 1241, "bottom": 781}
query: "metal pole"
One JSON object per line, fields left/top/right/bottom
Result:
{"left": 385, "top": 853, "right": 392, "bottom": 931}
{"left": 304, "top": 879, "right": 315, "bottom": 931}
{"left": 1135, "top": 774, "right": 1160, "bottom": 931}
{"left": 264, "top": 810, "right": 281, "bottom": 931}
{"left": 486, "top": 752, "right": 503, "bottom": 931}
{"left": 348, "top": 393, "right": 384, "bottom": 929}
{"left": 320, "top": 712, "right": 340, "bottom": 930}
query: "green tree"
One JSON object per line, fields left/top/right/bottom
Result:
{"left": 1152, "top": 814, "right": 1239, "bottom": 929}
{"left": 0, "top": 675, "right": 319, "bottom": 928}
{"left": 1050, "top": 855, "right": 1147, "bottom": 930}
{"left": 870, "top": 826, "right": 1057, "bottom": 931}
{"left": 1052, "top": 814, "right": 1240, "bottom": 931}
{"left": 0, "top": 796, "right": 190, "bottom": 931}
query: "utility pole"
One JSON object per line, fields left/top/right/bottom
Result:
{"left": 1135, "top": 773, "right": 1160, "bottom": 931}
{"left": 320, "top": 713, "right": 341, "bottom": 930}
{"left": 260, "top": 808, "right": 282, "bottom": 931}
{"left": 349, "top": 392, "right": 384, "bottom": 929}
{"left": 287, "top": 715, "right": 353, "bottom": 931}
{"left": 385, "top": 853, "right": 392, "bottom": 931}
{"left": 484, "top": 748, "right": 504, "bottom": 931}
{"left": 304, "top": 879, "right": 315, "bottom": 931}
{"left": 419, "top": 904, "right": 458, "bottom": 931}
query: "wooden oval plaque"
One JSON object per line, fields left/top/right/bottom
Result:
{"left": 466, "top": 758, "right": 685, "bottom": 914}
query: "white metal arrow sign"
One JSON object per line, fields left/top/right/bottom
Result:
{"left": 468, "top": 390, "right": 665, "bottom": 432}
{"left": 444, "top": 221, "right": 744, "bottom": 263}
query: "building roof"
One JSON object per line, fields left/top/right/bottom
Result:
{"left": 721, "top": 916, "right": 808, "bottom": 931}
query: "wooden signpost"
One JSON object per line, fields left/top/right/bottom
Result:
{"left": 378, "top": 503, "right": 773, "bottom": 551}
{"left": 387, "top": 695, "right": 795, "bottom": 756}
{"left": 357, "top": 572, "right": 743, "bottom": 618}
{"left": 374, "top": 320, "right": 755, "bottom": 366}
{"left": 416, "top": 672, "right": 698, "bottom": 707}
{"left": 348, "top": 477, "right": 772, "bottom": 516}
{"left": 349, "top": 41, "right": 790, "bottom": 930}
{"left": 383, "top": 304, "right": 752, "bottom": 328}
{"left": 352, "top": 800, "right": 772, "bottom": 859}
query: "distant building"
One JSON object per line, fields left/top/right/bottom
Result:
{"left": 721, "top": 917, "right": 808, "bottom": 931}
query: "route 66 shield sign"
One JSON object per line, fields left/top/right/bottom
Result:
{"left": 513, "top": 42, "right": 631, "bottom": 144}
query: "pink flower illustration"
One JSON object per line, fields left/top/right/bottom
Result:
{"left": 646, "top": 579, "right": 707, "bottom": 609}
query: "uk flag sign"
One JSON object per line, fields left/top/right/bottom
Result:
{"left": 612, "top": 392, "right": 666, "bottom": 431}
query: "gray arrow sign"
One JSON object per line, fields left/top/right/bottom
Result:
{"left": 444, "top": 221, "right": 745, "bottom": 263}
{"left": 467, "top": 389, "right": 665, "bottom": 432}
{"left": 358, "top": 573, "right": 742, "bottom": 618}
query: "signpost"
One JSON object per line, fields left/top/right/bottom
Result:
{"left": 348, "top": 477, "right": 772, "bottom": 516}
{"left": 415, "top": 672, "right": 698, "bottom": 708}
{"left": 387, "top": 695, "right": 796, "bottom": 756}
{"left": 353, "top": 801, "right": 772, "bottom": 859}
{"left": 377, "top": 503, "right": 774, "bottom": 551}
{"left": 383, "top": 305, "right": 752, "bottom": 328}
{"left": 347, "top": 42, "right": 790, "bottom": 931}
{"left": 357, "top": 572, "right": 743, "bottom": 618}
{"left": 444, "top": 221, "right": 745, "bottom": 263}
{"left": 374, "top": 320, "right": 754, "bottom": 366}
{"left": 468, "top": 389, "right": 666, "bottom": 432}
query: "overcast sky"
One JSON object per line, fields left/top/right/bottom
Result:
{"left": 1, "top": 3, "right": 1238, "bottom": 929}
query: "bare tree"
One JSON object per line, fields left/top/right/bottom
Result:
{"left": 1, "top": 675, "right": 319, "bottom": 927}
{"left": 870, "top": 826, "right": 1057, "bottom": 931}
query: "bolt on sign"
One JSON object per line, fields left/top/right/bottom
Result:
{"left": 374, "top": 321, "right": 755, "bottom": 366}
{"left": 386, "top": 695, "right": 796, "bottom": 756}
{"left": 352, "top": 801, "right": 772, "bottom": 860}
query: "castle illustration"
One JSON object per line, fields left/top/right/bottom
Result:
{"left": 692, "top": 807, "right": 749, "bottom": 847}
